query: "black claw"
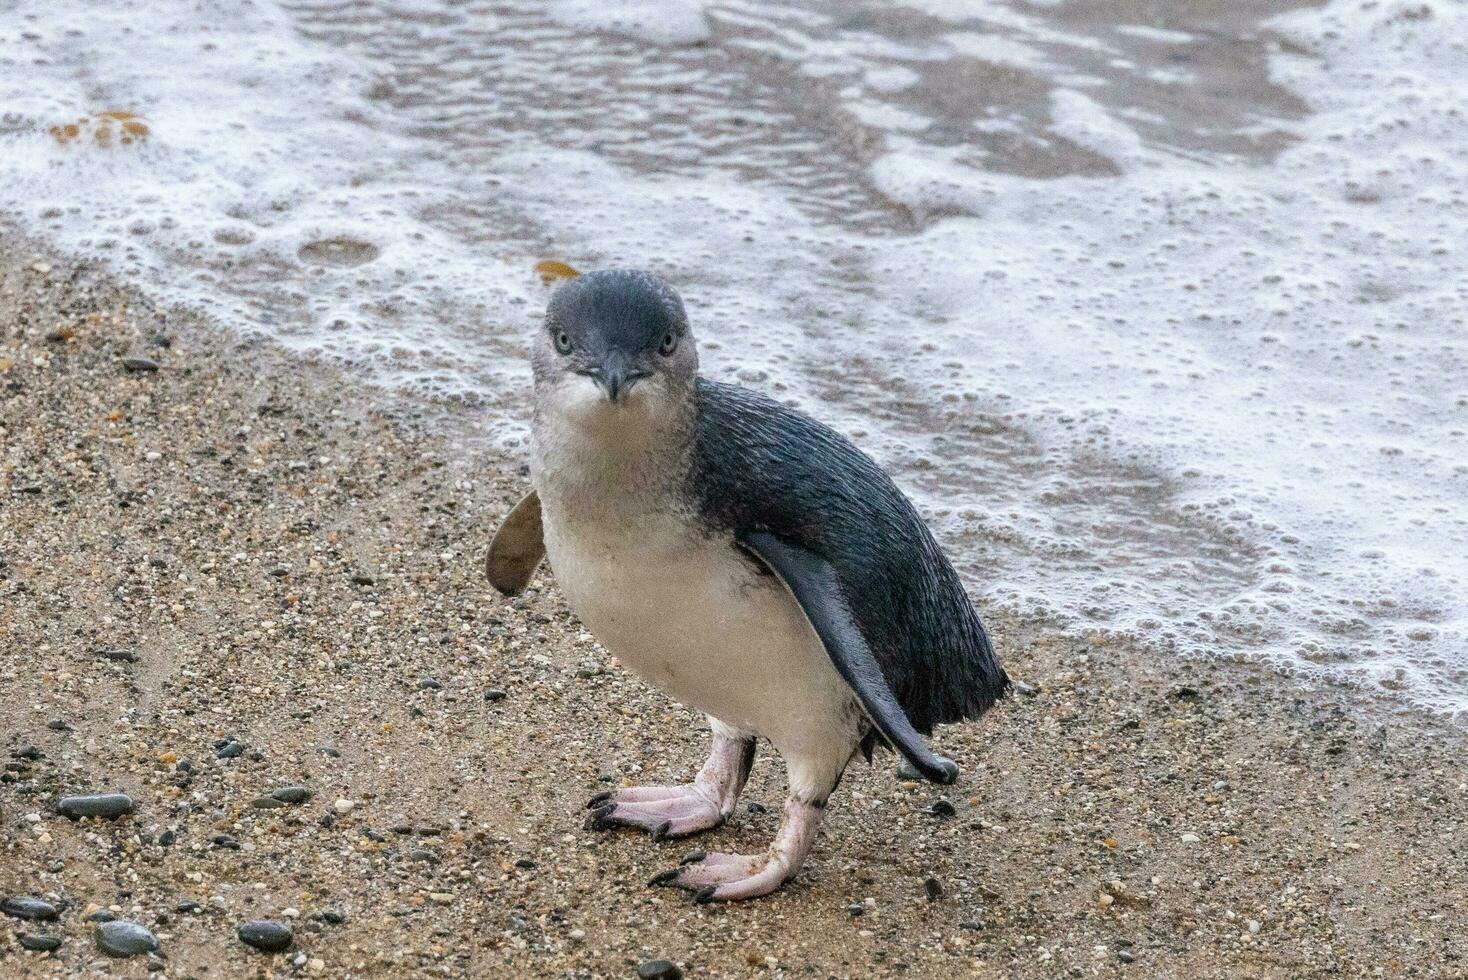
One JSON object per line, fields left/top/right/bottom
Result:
{"left": 649, "top": 820, "right": 673, "bottom": 842}
{"left": 585, "top": 791, "right": 613, "bottom": 810}
{"left": 648, "top": 868, "right": 681, "bottom": 887}
{"left": 693, "top": 885, "right": 718, "bottom": 904}
{"left": 583, "top": 802, "right": 617, "bottom": 831}
{"left": 679, "top": 850, "right": 707, "bottom": 866}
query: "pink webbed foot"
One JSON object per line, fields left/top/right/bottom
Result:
{"left": 585, "top": 784, "right": 724, "bottom": 839}
{"left": 584, "top": 726, "right": 754, "bottom": 841}
{"left": 650, "top": 797, "right": 823, "bottom": 902}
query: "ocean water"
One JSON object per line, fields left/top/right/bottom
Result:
{"left": 2, "top": 0, "right": 1464, "bottom": 713}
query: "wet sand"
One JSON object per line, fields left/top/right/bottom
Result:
{"left": 2, "top": 240, "right": 1466, "bottom": 978}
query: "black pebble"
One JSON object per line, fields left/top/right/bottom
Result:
{"left": 97, "top": 648, "right": 139, "bottom": 663}
{"left": 1118, "top": 949, "right": 1136, "bottom": 963}
{"left": 271, "top": 786, "right": 312, "bottom": 804}
{"left": 94, "top": 920, "right": 159, "bottom": 957}
{"left": 924, "top": 876, "right": 944, "bottom": 901}
{"left": 175, "top": 901, "right": 201, "bottom": 913}
{"left": 746, "top": 801, "right": 767, "bottom": 814}
{"left": 237, "top": 919, "right": 293, "bottom": 953}
{"left": 57, "top": 793, "right": 135, "bottom": 820}
{"left": 925, "top": 798, "right": 957, "bottom": 819}
{"left": 637, "top": 960, "right": 683, "bottom": 980}
{"left": 3, "top": 896, "right": 59, "bottom": 921}
{"left": 419, "top": 678, "right": 442, "bottom": 690}
{"left": 19, "top": 934, "right": 62, "bottom": 952}
{"left": 484, "top": 688, "right": 507, "bottom": 702}
{"left": 314, "top": 910, "right": 346, "bottom": 925}
{"left": 216, "top": 740, "right": 245, "bottom": 759}
{"left": 85, "top": 910, "right": 116, "bottom": 923}
{"left": 122, "top": 356, "right": 160, "bottom": 373}
{"left": 846, "top": 903, "right": 864, "bottom": 917}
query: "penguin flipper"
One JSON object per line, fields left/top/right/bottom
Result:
{"left": 737, "top": 530, "right": 959, "bottom": 786}
{"left": 486, "top": 490, "right": 545, "bottom": 596}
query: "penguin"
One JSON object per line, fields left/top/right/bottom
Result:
{"left": 487, "top": 269, "right": 1008, "bottom": 902}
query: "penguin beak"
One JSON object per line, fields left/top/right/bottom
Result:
{"left": 586, "top": 357, "right": 649, "bottom": 404}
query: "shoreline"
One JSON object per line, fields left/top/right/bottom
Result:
{"left": 2, "top": 238, "right": 1466, "bottom": 978}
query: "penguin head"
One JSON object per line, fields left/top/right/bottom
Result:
{"left": 534, "top": 269, "right": 699, "bottom": 412}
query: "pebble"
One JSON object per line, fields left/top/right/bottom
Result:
{"left": 1118, "top": 949, "right": 1136, "bottom": 963}
{"left": 1012, "top": 680, "right": 1040, "bottom": 697}
{"left": 94, "top": 920, "right": 159, "bottom": 958}
{"left": 1180, "top": 832, "right": 1201, "bottom": 843}
{"left": 85, "top": 910, "right": 116, "bottom": 923}
{"left": 251, "top": 796, "right": 288, "bottom": 809}
{"left": 314, "top": 910, "right": 346, "bottom": 925}
{"left": 271, "top": 785, "right": 312, "bottom": 804}
{"left": 419, "top": 678, "right": 442, "bottom": 690}
{"left": 846, "top": 903, "right": 865, "bottom": 917}
{"left": 925, "top": 798, "right": 957, "bottom": 818}
{"left": 216, "top": 739, "right": 246, "bottom": 759}
{"left": 97, "top": 648, "right": 139, "bottom": 663}
{"left": 238, "top": 919, "right": 293, "bottom": 953}
{"left": 924, "top": 876, "right": 944, "bottom": 901}
{"left": 484, "top": 688, "right": 508, "bottom": 702}
{"left": 57, "top": 792, "right": 134, "bottom": 820}
{"left": 19, "top": 934, "right": 62, "bottom": 952}
{"left": 428, "top": 892, "right": 454, "bottom": 905}
{"left": 333, "top": 798, "right": 356, "bottom": 815}
{"left": 3, "top": 896, "right": 59, "bottom": 921}
{"left": 122, "top": 356, "right": 160, "bottom": 373}
{"left": 637, "top": 960, "right": 683, "bottom": 980}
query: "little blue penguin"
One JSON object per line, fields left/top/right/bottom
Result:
{"left": 487, "top": 269, "right": 1009, "bottom": 901}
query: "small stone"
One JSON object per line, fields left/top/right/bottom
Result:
{"left": 57, "top": 792, "right": 134, "bottom": 820}
{"left": 568, "top": 928, "right": 586, "bottom": 943}
{"left": 122, "top": 356, "right": 160, "bottom": 373}
{"left": 94, "top": 920, "right": 159, "bottom": 958}
{"left": 314, "top": 910, "right": 346, "bottom": 925}
{"left": 925, "top": 798, "right": 957, "bottom": 818}
{"left": 637, "top": 960, "right": 683, "bottom": 980}
{"left": 1118, "top": 949, "right": 1136, "bottom": 963}
{"left": 97, "top": 648, "right": 139, "bottom": 663}
{"left": 924, "top": 876, "right": 944, "bottom": 901}
{"left": 350, "top": 573, "right": 376, "bottom": 586}
{"left": 1247, "top": 919, "right": 1261, "bottom": 934}
{"left": 428, "top": 892, "right": 454, "bottom": 906}
{"left": 251, "top": 796, "right": 287, "bottom": 809}
{"left": 418, "top": 678, "right": 442, "bottom": 690}
{"left": 46, "top": 720, "right": 72, "bottom": 731}
{"left": 271, "top": 786, "right": 312, "bottom": 804}
{"left": 1180, "top": 832, "right": 1201, "bottom": 843}
{"left": 3, "top": 896, "right": 59, "bottom": 921}
{"left": 85, "top": 910, "right": 116, "bottom": 923}
{"left": 175, "top": 901, "right": 201, "bottom": 914}
{"left": 19, "top": 934, "right": 62, "bottom": 952}
{"left": 846, "top": 903, "right": 864, "bottom": 917}
{"left": 1012, "top": 679, "right": 1040, "bottom": 698}
{"left": 746, "top": 801, "right": 768, "bottom": 814}
{"left": 238, "top": 919, "right": 293, "bottom": 953}
{"left": 212, "top": 834, "right": 241, "bottom": 850}
{"left": 483, "top": 688, "right": 508, "bottom": 702}
{"left": 333, "top": 798, "right": 355, "bottom": 815}
{"left": 216, "top": 740, "right": 245, "bottom": 759}
{"left": 308, "top": 958, "right": 326, "bottom": 974}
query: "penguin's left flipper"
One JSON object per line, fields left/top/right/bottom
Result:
{"left": 737, "top": 531, "right": 960, "bottom": 786}
{"left": 486, "top": 490, "right": 545, "bottom": 596}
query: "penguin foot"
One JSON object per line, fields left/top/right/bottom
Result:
{"left": 647, "top": 797, "right": 823, "bottom": 902}
{"left": 584, "top": 785, "right": 725, "bottom": 839}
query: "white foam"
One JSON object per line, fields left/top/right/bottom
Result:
{"left": 1, "top": 0, "right": 1466, "bottom": 714}
{"left": 548, "top": 0, "right": 712, "bottom": 46}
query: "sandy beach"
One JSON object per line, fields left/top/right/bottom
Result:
{"left": 2, "top": 240, "right": 1466, "bottom": 979}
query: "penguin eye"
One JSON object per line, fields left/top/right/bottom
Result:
{"left": 658, "top": 332, "right": 678, "bottom": 356}
{"left": 554, "top": 331, "right": 573, "bottom": 355}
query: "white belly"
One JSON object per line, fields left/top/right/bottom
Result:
{"left": 540, "top": 500, "right": 857, "bottom": 759}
